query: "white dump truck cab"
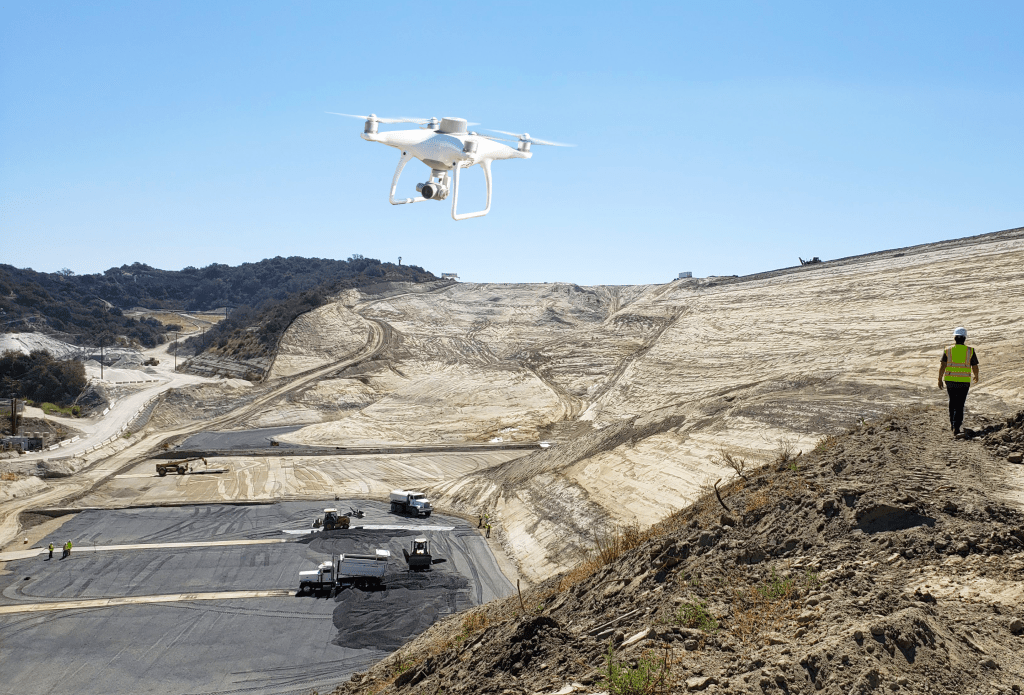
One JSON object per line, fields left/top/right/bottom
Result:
{"left": 389, "top": 490, "right": 433, "bottom": 517}
{"left": 298, "top": 560, "right": 336, "bottom": 592}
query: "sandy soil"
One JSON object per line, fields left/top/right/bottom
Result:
{"left": 268, "top": 302, "right": 372, "bottom": 378}
{"left": 258, "top": 230, "right": 1024, "bottom": 582}
{"left": 76, "top": 450, "right": 528, "bottom": 507}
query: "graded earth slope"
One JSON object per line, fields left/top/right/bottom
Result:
{"left": 270, "top": 228, "right": 1024, "bottom": 582}
{"left": 329, "top": 406, "right": 1024, "bottom": 695}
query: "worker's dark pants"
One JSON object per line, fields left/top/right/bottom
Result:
{"left": 48, "top": 549, "right": 53, "bottom": 559}
{"left": 946, "top": 382, "right": 970, "bottom": 431}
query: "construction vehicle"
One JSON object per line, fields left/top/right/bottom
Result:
{"left": 389, "top": 490, "right": 433, "bottom": 517}
{"left": 297, "top": 549, "right": 391, "bottom": 593}
{"left": 403, "top": 537, "right": 433, "bottom": 570}
{"left": 311, "top": 508, "right": 350, "bottom": 531}
{"left": 155, "top": 457, "right": 212, "bottom": 476}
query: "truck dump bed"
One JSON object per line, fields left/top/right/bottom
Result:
{"left": 337, "top": 550, "right": 391, "bottom": 580}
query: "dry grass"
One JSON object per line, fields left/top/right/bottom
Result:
{"left": 1, "top": 471, "right": 19, "bottom": 481}
{"left": 813, "top": 434, "right": 840, "bottom": 453}
{"left": 556, "top": 520, "right": 655, "bottom": 593}
{"left": 727, "top": 567, "right": 801, "bottom": 645}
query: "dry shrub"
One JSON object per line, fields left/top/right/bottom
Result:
{"left": 713, "top": 446, "right": 749, "bottom": 480}
{"left": 773, "top": 436, "right": 799, "bottom": 464}
{"left": 0, "top": 471, "right": 19, "bottom": 482}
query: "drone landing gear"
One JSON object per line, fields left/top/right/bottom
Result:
{"left": 387, "top": 152, "right": 492, "bottom": 220}
{"left": 388, "top": 152, "right": 427, "bottom": 205}
{"left": 451, "top": 160, "right": 491, "bottom": 221}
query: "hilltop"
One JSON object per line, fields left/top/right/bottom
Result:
{"left": 0, "top": 256, "right": 435, "bottom": 348}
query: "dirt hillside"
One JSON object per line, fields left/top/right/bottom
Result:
{"left": 330, "top": 405, "right": 1024, "bottom": 695}
{"left": 265, "top": 228, "right": 1024, "bottom": 585}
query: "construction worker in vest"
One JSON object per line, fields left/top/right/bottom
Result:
{"left": 48, "top": 542, "right": 54, "bottom": 559}
{"left": 937, "top": 327, "right": 979, "bottom": 437}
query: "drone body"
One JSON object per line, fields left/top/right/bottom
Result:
{"left": 332, "top": 113, "right": 570, "bottom": 220}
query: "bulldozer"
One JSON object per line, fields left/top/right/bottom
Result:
{"left": 403, "top": 537, "right": 432, "bottom": 571}
{"left": 312, "top": 508, "right": 350, "bottom": 531}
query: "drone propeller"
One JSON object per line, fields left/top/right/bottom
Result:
{"left": 327, "top": 112, "right": 429, "bottom": 125}
{"left": 477, "top": 133, "right": 516, "bottom": 143}
{"left": 485, "top": 129, "right": 575, "bottom": 147}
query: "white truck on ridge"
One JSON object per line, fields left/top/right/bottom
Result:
{"left": 389, "top": 490, "right": 433, "bottom": 517}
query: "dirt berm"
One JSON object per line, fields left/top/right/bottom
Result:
{"left": 329, "top": 406, "right": 1024, "bottom": 695}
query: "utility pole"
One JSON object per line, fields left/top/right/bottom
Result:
{"left": 100, "top": 344, "right": 104, "bottom": 381}
{"left": 174, "top": 331, "right": 178, "bottom": 371}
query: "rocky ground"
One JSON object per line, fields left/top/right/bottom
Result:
{"left": 330, "top": 406, "right": 1024, "bottom": 695}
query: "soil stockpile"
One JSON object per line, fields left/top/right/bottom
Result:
{"left": 330, "top": 405, "right": 1024, "bottom": 694}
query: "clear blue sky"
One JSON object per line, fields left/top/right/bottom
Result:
{"left": 2, "top": 2, "right": 1022, "bottom": 284}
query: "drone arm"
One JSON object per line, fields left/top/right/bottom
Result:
{"left": 451, "top": 159, "right": 492, "bottom": 221}
{"left": 389, "top": 151, "right": 427, "bottom": 205}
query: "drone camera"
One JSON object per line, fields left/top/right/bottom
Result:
{"left": 417, "top": 182, "right": 449, "bottom": 200}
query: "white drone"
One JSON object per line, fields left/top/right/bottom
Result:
{"left": 330, "top": 113, "right": 572, "bottom": 220}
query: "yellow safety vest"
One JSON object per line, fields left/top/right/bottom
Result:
{"left": 944, "top": 344, "right": 973, "bottom": 383}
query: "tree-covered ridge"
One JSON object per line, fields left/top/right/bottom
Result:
{"left": 0, "top": 256, "right": 435, "bottom": 347}
{"left": 0, "top": 350, "right": 88, "bottom": 406}
{"left": 181, "top": 263, "right": 438, "bottom": 361}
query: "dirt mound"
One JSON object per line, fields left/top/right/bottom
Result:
{"left": 332, "top": 406, "right": 1024, "bottom": 694}
{"left": 980, "top": 409, "right": 1024, "bottom": 465}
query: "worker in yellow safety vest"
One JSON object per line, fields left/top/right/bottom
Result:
{"left": 937, "top": 327, "right": 979, "bottom": 437}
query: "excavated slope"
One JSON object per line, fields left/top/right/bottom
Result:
{"left": 331, "top": 407, "right": 1024, "bottom": 695}
{"left": 269, "top": 228, "right": 1024, "bottom": 583}
{"left": 268, "top": 301, "right": 372, "bottom": 378}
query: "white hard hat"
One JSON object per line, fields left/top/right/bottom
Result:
{"left": 953, "top": 327, "right": 967, "bottom": 338}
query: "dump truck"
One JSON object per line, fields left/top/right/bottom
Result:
{"left": 155, "top": 457, "right": 210, "bottom": 476}
{"left": 297, "top": 549, "right": 391, "bottom": 592}
{"left": 311, "top": 508, "right": 350, "bottom": 531}
{"left": 403, "top": 537, "right": 432, "bottom": 570}
{"left": 389, "top": 490, "right": 433, "bottom": 517}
